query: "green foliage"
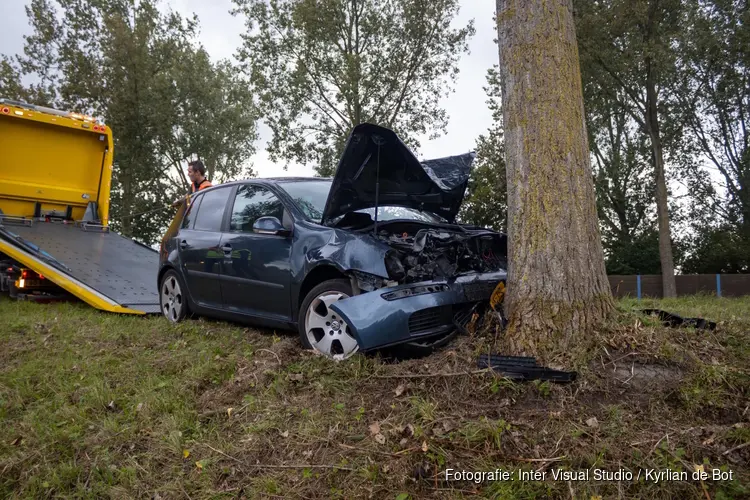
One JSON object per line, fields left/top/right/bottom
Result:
{"left": 575, "top": 0, "right": 686, "bottom": 279}
{"left": 231, "top": 0, "right": 474, "bottom": 176}
{"left": 460, "top": 67, "right": 506, "bottom": 231}
{"left": 7, "top": 0, "right": 257, "bottom": 245}
{"left": 681, "top": 225, "right": 750, "bottom": 273}
{"left": 604, "top": 228, "right": 662, "bottom": 274}
{"left": 676, "top": 0, "right": 750, "bottom": 238}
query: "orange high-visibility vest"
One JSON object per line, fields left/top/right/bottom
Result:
{"left": 191, "top": 179, "right": 212, "bottom": 193}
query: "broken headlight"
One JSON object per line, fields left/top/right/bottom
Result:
{"left": 350, "top": 270, "right": 390, "bottom": 292}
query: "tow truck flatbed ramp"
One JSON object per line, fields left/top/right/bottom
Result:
{"left": 0, "top": 221, "right": 160, "bottom": 314}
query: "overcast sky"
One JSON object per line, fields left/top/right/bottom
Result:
{"left": 1, "top": 0, "right": 498, "bottom": 178}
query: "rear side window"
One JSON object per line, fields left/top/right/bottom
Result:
{"left": 181, "top": 195, "right": 202, "bottom": 229}
{"left": 230, "top": 185, "right": 285, "bottom": 232}
{"left": 193, "top": 187, "right": 231, "bottom": 231}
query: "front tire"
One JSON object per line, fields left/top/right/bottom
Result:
{"left": 160, "top": 270, "right": 189, "bottom": 323}
{"left": 298, "top": 279, "right": 359, "bottom": 361}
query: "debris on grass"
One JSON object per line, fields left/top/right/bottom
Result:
{"left": 0, "top": 297, "right": 748, "bottom": 498}
{"left": 476, "top": 354, "right": 578, "bottom": 382}
{"left": 641, "top": 308, "right": 717, "bottom": 330}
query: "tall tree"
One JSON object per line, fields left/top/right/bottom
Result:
{"left": 677, "top": 0, "right": 750, "bottom": 238}
{"left": 232, "top": 0, "right": 474, "bottom": 176}
{"left": 11, "top": 0, "right": 257, "bottom": 244}
{"left": 0, "top": 56, "right": 27, "bottom": 101}
{"left": 587, "top": 93, "right": 661, "bottom": 273}
{"left": 496, "top": 0, "right": 615, "bottom": 359}
{"left": 460, "top": 67, "right": 506, "bottom": 231}
{"left": 575, "top": 0, "right": 683, "bottom": 296}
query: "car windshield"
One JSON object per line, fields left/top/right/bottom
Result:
{"left": 278, "top": 180, "right": 446, "bottom": 224}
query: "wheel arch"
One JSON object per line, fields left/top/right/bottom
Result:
{"left": 295, "top": 264, "right": 349, "bottom": 317}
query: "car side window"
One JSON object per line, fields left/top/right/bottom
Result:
{"left": 181, "top": 195, "right": 202, "bottom": 229}
{"left": 193, "top": 187, "right": 231, "bottom": 232}
{"left": 230, "top": 185, "right": 285, "bottom": 232}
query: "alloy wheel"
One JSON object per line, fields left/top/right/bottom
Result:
{"left": 161, "top": 274, "right": 184, "bottom": 322}
{"left": 304, "top": 291, "right": 359, "bottom": 361}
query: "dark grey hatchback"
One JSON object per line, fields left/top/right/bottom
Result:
{"left": 158, "top": 124, "right": 508, "bottom": 360}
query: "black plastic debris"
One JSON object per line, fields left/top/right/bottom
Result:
{"left": 641, "top": 309, "right": 717, "bottom": 331}
{"left": 477, "top": 354, "right": 578, "bottom": 383}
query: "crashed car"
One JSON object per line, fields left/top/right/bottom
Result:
{"left": 158, "top": 123, "right": 508, "bottom": 360}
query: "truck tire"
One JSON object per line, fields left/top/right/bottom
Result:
{"left": 160, "top": 270, "right": 190, "bottom": 322}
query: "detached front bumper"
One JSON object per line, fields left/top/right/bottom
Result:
{"left": 329, "top": 270, "right": 507, "bottom": 351}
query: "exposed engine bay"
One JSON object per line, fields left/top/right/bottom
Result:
{"left": 372, "top": 221, "right": 507, "bottom": 284}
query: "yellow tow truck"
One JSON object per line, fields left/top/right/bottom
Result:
{"left": 0, "top": 98, "right": 160, "bottom": 314}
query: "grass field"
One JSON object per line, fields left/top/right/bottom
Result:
{"left": 1, "top": 295, "right": 748, "bottom": 499}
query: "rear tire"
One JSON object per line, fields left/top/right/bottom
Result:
{"left": 160, "top": 270, "right": 189, "bottom": 323}
{"left": 298, "top": 279, "right": 359, "bottom": 361}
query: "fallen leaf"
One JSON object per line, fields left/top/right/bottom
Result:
{"left": 382, "top": 464, "right": 391, "bottom": 473}
{"left": 280, "top": 430, "right": 289, "bottom": 438}
{"left": 183, "top": 449, "right": 190, "bottom": 459}
{"left": 399, "top": 438, "right": 408, "bottom": 446}
{"left": 586, "top": 417, "right": 599, "bottom": 428}
{"left": 467, "top": 312, "right": 479, "bottom": 334}
{"left": 421, "top": 440, "right": 428, "bottom": 452}
{"left": 702, "top": 436, "right": 715, "bottom": 446}
{"left": 394, "top": 384, "right": 406, "bottom": 397}
{"left": 369, "top": 421, "right": 381, "bottom": 435}
{"left": 374, "top": 433, "right": 386, "bottom": 444}
{"left": 11, "top": 436, "right": 22, "bottom": 446}
{"left": 227, "top": 407, "right": 233, "bottom": 418}
{"left": 442, "top": 421, "right": 455, "bottom": 433}
{"left": 694, "top": 464, "right": 704, "bottom": 473}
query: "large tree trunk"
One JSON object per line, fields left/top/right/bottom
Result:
{"left": 645, "top": 58, "right": 677, "bottom": 297}
{"left": 496, "top": 0, "right": 615, "bottom": 359}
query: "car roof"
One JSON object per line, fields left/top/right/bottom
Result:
{"left": 196, "top": 177, "right": 332, "bottom": 193}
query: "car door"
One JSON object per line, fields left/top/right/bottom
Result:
{"left": 177, "top": 186, "right": 232, "bottom": 309}
{"left": 219, "top": 183, "right": 293, "bottom": 320}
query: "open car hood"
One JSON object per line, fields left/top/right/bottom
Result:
{"left": 321, "top": 123, "right": 475, "bottom": 225}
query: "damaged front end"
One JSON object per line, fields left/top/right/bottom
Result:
{"left": 332, "top": 222, "right": 508, "bottom": 352}
{"left": 332, "top": 270, "right": 507, "bottom": 351}
{"left": 316, "top": 123, "right": 508, "bottom": 353}
{"left": 376, "top": 222, "right": 507, "bottom": 283}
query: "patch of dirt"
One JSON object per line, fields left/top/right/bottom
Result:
{"left": 196, "top": 338, "right": 303, "bottom": 418}
{"left": 612, "top": 363, "right": 683, "bottom": 384}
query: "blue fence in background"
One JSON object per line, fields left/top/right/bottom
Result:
{"left": 609, "top": 274, "right": 750, "bottom": 298}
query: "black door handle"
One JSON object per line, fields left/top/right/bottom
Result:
{"left": 179, "top": 240, "right": 188, "bottom": 250}
{"left": 221, "top": 243, "right": 232, "bottom": 254}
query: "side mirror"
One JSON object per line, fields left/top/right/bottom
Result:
{"left": 252, "top": 216, "right": 290, "bottom": 236}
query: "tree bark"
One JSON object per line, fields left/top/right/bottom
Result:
{"left": 496, "top": 0, "right": 615, "bottom": 360}
{"left": 645, "top": 59, "right": 677, "bottom": 297}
